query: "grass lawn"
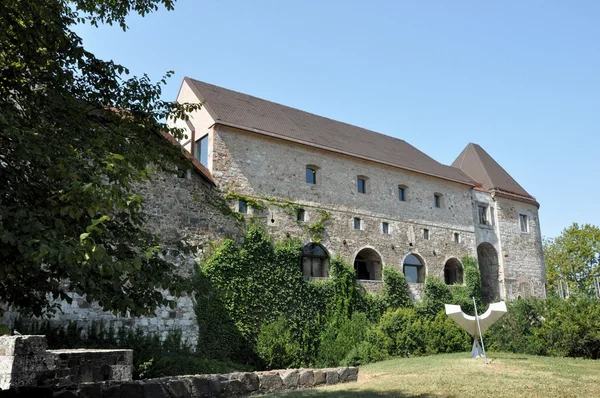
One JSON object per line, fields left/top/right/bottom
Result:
{"left": 267, "top": 352, "right": 600, "bottom": 397}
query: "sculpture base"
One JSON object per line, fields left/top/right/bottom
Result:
{"left": 471, "top": 339, "right": 483, "bottom": 358}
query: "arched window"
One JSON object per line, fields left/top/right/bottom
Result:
{"left": 354, "top": 248, "right": 382, "bottom": 280}
{"left": 403, "top": 254, "right": 424, "bottom": 283}
{"left": 444, "top": 258, "right": 463, "bottom": 285}
{"left": 301, "top": 243, "right": 330, "bottom": 278}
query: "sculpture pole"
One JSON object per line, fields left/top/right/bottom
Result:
{"left": 473, "top": 297, "right": 488, "bottom": 364}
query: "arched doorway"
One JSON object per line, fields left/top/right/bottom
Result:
{"left": 301, "top": 243, "right": 330, "bottom": 278}
{"left": 444, "top": 258, "right": 463, "bottom": 285}
{"left": 354, "top": 248, "right": 382, "bottom": 280}
{"left": 403, "top": 253, "right": 425, "bottom": 283}
{"left": 477, "top": 242, "right": 500, "bottom": 302}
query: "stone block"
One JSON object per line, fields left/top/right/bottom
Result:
{"left": 0, "top": 336, "right": 47, "bottom": 356}
{"left": 119, "top": 382, "right": 143, "bottom": 398}
{"left": 298, "top": 370, "right": 314, "bottom": 386}
{"left": 325, "top": 370, "right": 339, "bottom": 384}
{"left": 258, "top": 373, "right": 283, "bottom": 392}
{"left": 78, "top": 383, "right": 102, "bottom": 398}
{"left": 338, "top": 367, "right": 358, "bottom": 382}
{"left": 228, "top": 372, "right": 259, "bottom": 392}
{"left": 189, "top": 376, "right": 211, "bottom": 396}
{"left": 281, "top": 369, "right": 300, "bottom": 389}
{"left": 140, "top": 382, "right": 170, "bottom": 398}
{"left": 166, "top": 378, "right": 193, "bottom": 398}
{"left": 313, "top": 370, "right": 326, "bottom": 385}
{"left": 220, "top": 379, "right": 243, "bottom": 396}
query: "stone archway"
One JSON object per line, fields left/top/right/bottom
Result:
{"left": 477, "top": 242, "right": 500, "bottom": 302}
{"left": 301, "top": 243, "right": 330, "bottom": 278}
{"left": 444, "top": 258, "right": 463, "bottom": 285}
{"left": 354, "top": 248, "right": 382, "bottom": 281}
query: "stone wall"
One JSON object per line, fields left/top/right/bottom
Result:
{"left": 0, "top": 366, "right": 358, "bottom": 397}
{"left": 0, "top": 335, "right": 132, "bottom": 391}
{"left": 214, "top": 125, "right": 479, "bottom": 287}
{"left": 2, "top": 170, "right": 244, "bottom": 346}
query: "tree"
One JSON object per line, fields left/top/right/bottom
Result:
{"left": 0, "top": 0, "right": 200, "bottom": 319}
{"left": 544, "top": 223, "right": 600, "bottom": 297}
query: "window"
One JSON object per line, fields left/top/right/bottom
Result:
{"left": 195, "top": 134, "right": 209, "bottom": 167}
{"left": 357, "top": 177, "right": 366, "bottom": 194}
{"left": 519, "top": 214, "right": 529, "bottom": 232}
{"left": 306, "top": 167, "right": 317, "bottom": 184}
{"left": 423, "top": 229, "right": 430, "bottom": 240}
{"left": 454, "top": 232, "right": 460, "bottom": 243}
{"left": 434, "top": 193, "right": 442, "bottom": 208}
{"left": 382, "top": 222, "right": 389, "bottom": 234}
{"left": 297, "top": 208, "right": 306, "bottom": 222}
{"left": 398, "top": 186, "right": 406, "bottom": 201}
{"left": 353, "top": 217, "right": 362, "bottom": 230}
{"left": 478, "top": 205, "right": 488, "bottom": 225}
{"left": 403, "top": 254, "right": 424, "bottom": 283}
{"left": 238, "top": 199, "right": 247, "bottom": 214}
{"left": 302, "top": 243, "right": 330, "bottom": 278}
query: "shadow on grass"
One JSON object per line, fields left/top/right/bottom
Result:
{"left": 265, "top": 389, "right": 448, "bottom": 398}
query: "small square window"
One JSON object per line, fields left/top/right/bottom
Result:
{"left": 519, "top": 214, "right": 529, "bottom": 232}
{"left": 424, "top": 229, "right": 430, "bottom": 240}
{"left": 434, "top": 194, "right": 442, "bottom": 208}
{"left": 238, "top": 200, "right": 247, "bottom": 214}
{"left": 306, "top": 167, "right": 317, "bottom": 184}
{"left": 382, "top": 222, "right": 389, "bottom": 234}
{"left": 353, "top": 217, "right": 362, "bottom": 230}
{"left": 454, "top": 232, "right": 460, "bottom": 243}
{"left": 297, "top": 208, "right": 306, "bottom": 222}
{"left": 478, "top": 205, "right": 488, "bottom": 225}
{"left": 357, "top": 178, "right": 366, "bottom": 194}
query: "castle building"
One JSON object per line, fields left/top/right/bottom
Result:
{"left": 172, "top": 78, "right": 547, "bottom": 302}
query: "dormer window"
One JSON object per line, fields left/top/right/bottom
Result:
{"left": 306, "top": 166, "right": 317, "bottom": 184}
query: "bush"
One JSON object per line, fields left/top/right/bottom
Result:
{"left": 382, "top": 267, "right": 412, "bottom": 310}
{"left": 316, "top": 312, "right": 370, "bottom": 367}
{"left": 424, "top": 311, "right": 471, "bottom": 355}
{"left": 418, "top": 276, "right": 452, "bottom": 319}
{"left": 451, "top": 255, "right": 484, "bottom": 315}
{"left": 256, "top": 317, "right": 301, "bottom": 369}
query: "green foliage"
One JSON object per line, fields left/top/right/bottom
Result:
{"left": 305, "top": 210, "right": 332, "bottom": 243}
{"left": 544, "top": 223, "right": 600, "bottom": 297}
{"left": 1, "top": 0, "right": 198, "bottom": 318}
{"left": 256, "top": 317, "right": 301, "bottom": 370}
{"left": 12, "top": 319, "right": 251, "bottom": 379}
{"left": 382, "top": 267, "right": 412, "bottom": 310}
{"left": 316, "top": 312, "right": 370, "bottom": 367}
{"left": 487, "top": 296, "right": 600, "bottom": 359}
{"left": 423, "top": 312, "right": 471, "bottom": 355}
{"left": 329, "top": 258, "right": 363, "bottom": 319}
{"left": 451, "top": 255, "right": 484, "bottom": 315}
{"left": 417, "top": 276, "right": 453, "bottom": 319}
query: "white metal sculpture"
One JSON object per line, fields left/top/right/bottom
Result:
{"left": 445, "top": 300, "right": 507, "bottom": 363}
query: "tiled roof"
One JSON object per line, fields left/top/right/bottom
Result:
{"left": 452, "top": 143, "right": 533, "bottom": 200}
{"left": 186, "top": 78, "right": 475, "bottom": 186}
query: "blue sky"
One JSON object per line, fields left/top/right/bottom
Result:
{"left": 75, "top": 0, "right": 600, "bottom": 239}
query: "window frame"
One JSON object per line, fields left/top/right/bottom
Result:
{"left": 382, "top": 222, "right": 390, "bottom": 234}
{"left": 195, "top": 134, "right": 209, "bottom": 167}
{"left": 519, "top": 214, "right": 529, "bottom": 233}
{"left": 297, "top": 208, "right": 306, "bottom": 222}
{"left": 305, "top": 166, "right": 318, "bottom": 185}
{"left": 478, "top": 205, "right": 488, "bottom": 225}
{"left": 353, "top": 217, "right": 362, "bottom": 230}
{"left": 357, "top": 177, "right": 367, "bottom": 194}
{"left": 454, "top": 232, "right": 460, "bottom": 243}
{"left": 398, "top": 185, "right": 406, "bottom": 202}
{"left": 434, "top": 193, "right": 442, "bottom": 208}
{"left": 238, "top": 199, "right": 248, "bottom": 214}
{"left": 423, "top": 229, "right": 430, "bottom": 240}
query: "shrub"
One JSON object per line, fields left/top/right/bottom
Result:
{"left": 382, "top": 267, "right": 412, "bottom": 309}
{"left": 316, "top": 312, "right": 370, "bottom": 367}
{"left": 451, "top": 255, "right": 484, "bottom": 315}
{"left": 424, "top": 311, "right": 471, "bottom": 355}
{"left": 256, "top": 317, "right": 301, "bottom": 369}
{"left": 418, "top": 276, "right": 452, "bottom": 319}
